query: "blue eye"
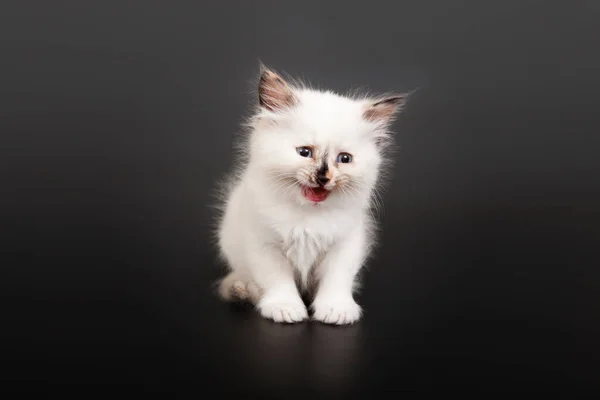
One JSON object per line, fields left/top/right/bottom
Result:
{"left": 337, "top": 153, "right": 352, "bottom": 163}
{"left": 296, "top": 147, "right": 312, "bottom": 158}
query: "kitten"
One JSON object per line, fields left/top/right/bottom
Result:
{"left": 215, "top": 64, "right": 407, "bottom": 325}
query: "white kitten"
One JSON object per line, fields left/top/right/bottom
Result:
{"left": 215, "top": 65, "right": 406, "bottom": 325}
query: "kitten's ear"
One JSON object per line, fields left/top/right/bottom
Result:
{"left": 363, "top": 94, "right": 406, "bottom": 124}
{"left": 258, "top": 64, "right": 297, "bottom": 112}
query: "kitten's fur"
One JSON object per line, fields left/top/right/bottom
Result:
{"left": 215, "top": 64, "right": 406, "bottom": 325}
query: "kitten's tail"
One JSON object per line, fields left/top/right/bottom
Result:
{"left": 217, "top": 271, "right": 262, "bottom": 305}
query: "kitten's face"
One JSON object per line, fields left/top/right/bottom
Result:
{"left": 249, "top": 67, "right": 404, "bottom": 209}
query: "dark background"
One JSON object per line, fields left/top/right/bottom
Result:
{"left": 2, "top": 0, "right": 599, "bottom": 394}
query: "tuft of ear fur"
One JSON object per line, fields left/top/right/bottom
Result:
{"left": 363, "top": 94, "right": 406, "bottom": 124}
{"left": 258, "top": 64, "right": 297, "bottom": 112}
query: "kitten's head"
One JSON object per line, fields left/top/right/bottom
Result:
{"left": 247, "top": 65, "right": 407, "bottom": 209}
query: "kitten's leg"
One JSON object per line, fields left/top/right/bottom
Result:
{"left": 311, "top": 225, "right": 366, "bottom": 325}
{"left": 247, "top": 243, "right": 308, "bottom": 323}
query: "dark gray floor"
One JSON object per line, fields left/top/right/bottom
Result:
{"left": 3, "top": 0, "right": 599, "bottom": 394}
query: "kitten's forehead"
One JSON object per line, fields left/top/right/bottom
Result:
{"left": 291, "top": 89, "right": 369, "bottom": 142}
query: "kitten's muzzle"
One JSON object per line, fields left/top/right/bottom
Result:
{"left": 316, "top": 173, "right": 330, "bottom": 185}
{"left": 315, "top": 162, "right": 331, "bottom": 186}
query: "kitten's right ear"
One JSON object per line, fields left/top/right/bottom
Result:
{"left": 258, "top": 64, "right": 297, "bottom": 112}
{"left": 363, "top": 95, "right": 406, "bottom": 124}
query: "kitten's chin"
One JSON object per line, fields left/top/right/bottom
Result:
{"left": 301, "top": 186, "right": 330, "bottom": 203}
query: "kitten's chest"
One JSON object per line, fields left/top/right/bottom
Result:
{"left": 282, "top": 225, "right": 331, "bottom": 271}
{"left": 274, "top": 215, "right": 346, "bottom": 270}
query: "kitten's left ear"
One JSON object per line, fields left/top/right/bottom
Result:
{"left": 363, "top": 94, "right": 407, "bottom": 124}
{"left": 258, "top": 65, "right": 297, "bottom": 112}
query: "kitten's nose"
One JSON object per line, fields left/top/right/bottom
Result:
{"left": 317, "top": 174, "right": 330, "bottom": 185}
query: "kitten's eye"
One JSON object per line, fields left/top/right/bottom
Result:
{"left": 296, "top": 147, "right": 312, "bottom": 158}
{"left": 337, "top": 153, "right": 353, "bottom": 163}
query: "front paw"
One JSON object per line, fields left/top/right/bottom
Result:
{"left": 257, "top": 296, "right": 308, "bottom": 324}
{"left": 311, "top": 298, "right": 362, "bottom": 325}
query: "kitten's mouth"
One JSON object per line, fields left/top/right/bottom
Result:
{"left": 302, "top": 186, "right": 330, "bottom": 203}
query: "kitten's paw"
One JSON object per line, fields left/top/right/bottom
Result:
{"left": 311, "top": 298, "right": 362, "bottom": 325}
{"left": 257, "top": 297, "right": 308, "bottom": 324}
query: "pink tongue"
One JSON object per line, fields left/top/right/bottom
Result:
{"left": 304, "top": 187, "right": 329, "bottom": 202}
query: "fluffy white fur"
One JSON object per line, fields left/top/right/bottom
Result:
{"left": 215, "top": 65, "right": 406, "bottom": 325}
